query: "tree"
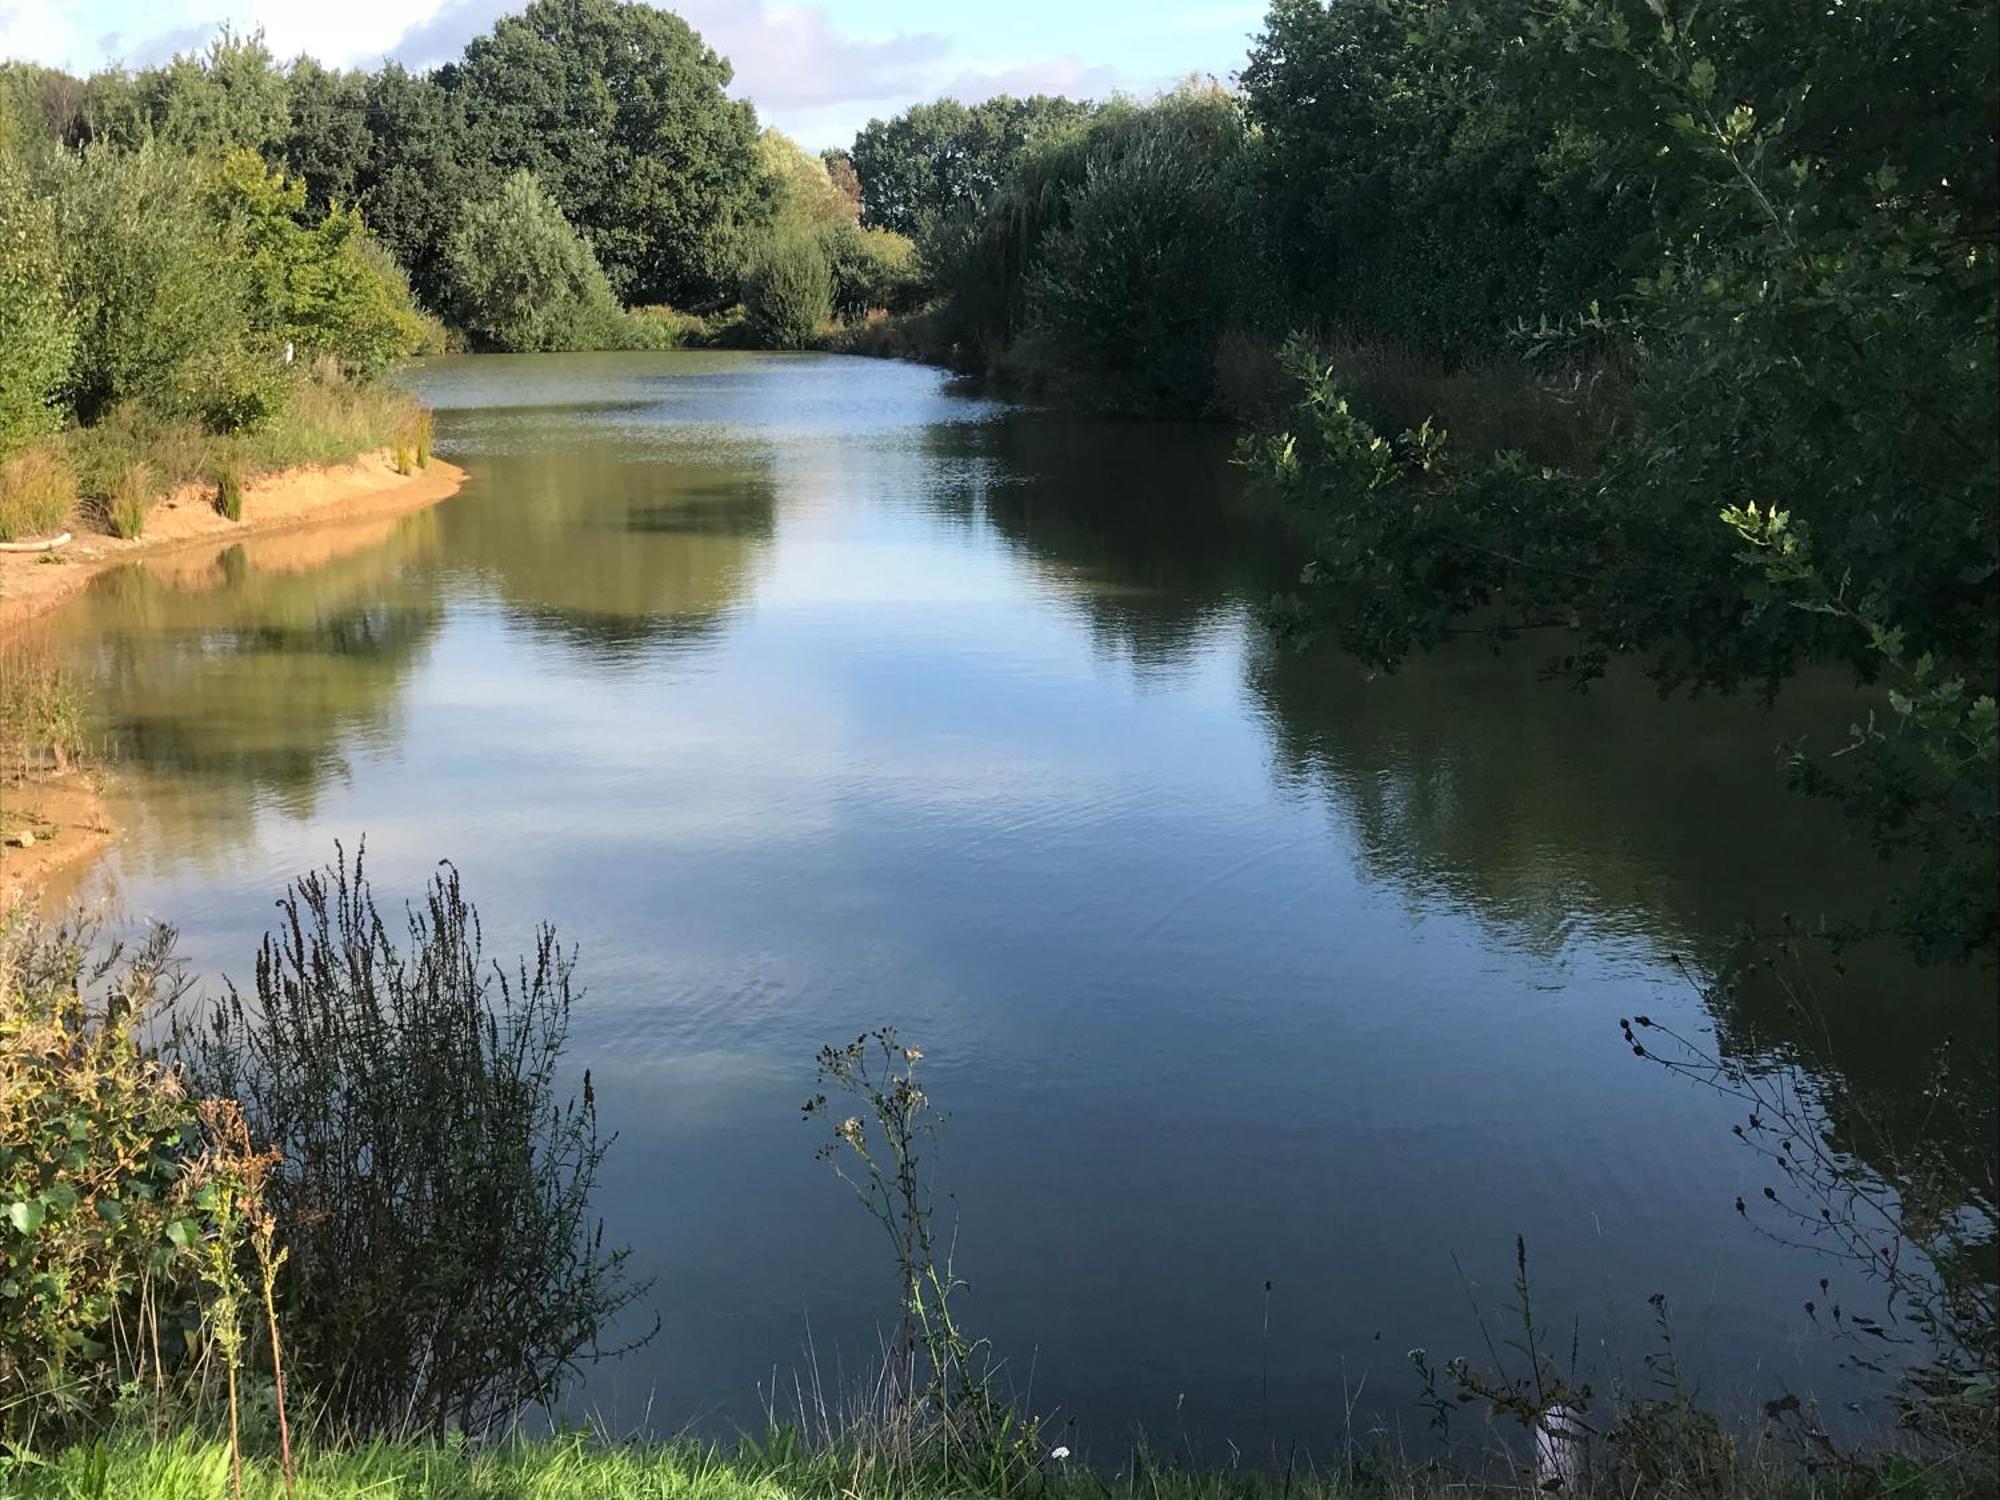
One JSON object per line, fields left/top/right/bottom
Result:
{"left": 450, "top": 0, "right": 764, "bottom": 308}
{"left": 109, "top": 27, "right": 292, "bottom": 157}
{"left": 760, "top": 128, "right": 856, "bottom": 229}
{"left": 0, "top": 147, "right": 74, "bottom": 452}
{"left": 205, "top": 150, "right": 428, "bottom": 377}
{"left": 1022, "top": 87, "right": 1250, "bottom": 412}
{"left": 850, "top": 94, "right": 1093, "bottom": 236}
{"left": 1241, "top": 0, "right": 1998, "bottom": 961}
{"left": 1241, "top": 0, "right": 1651, "bottom": 355}
{"left": 282, "top": 59, "right": 371, "bottom": 215}
{"left": 51, "top": 145, "right": 258, "bottom": 426}
{"left": 355, "top": 65, "right": 494, "bottom": 314}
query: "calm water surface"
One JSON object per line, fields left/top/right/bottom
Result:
{"left": 41, "top": 353, "right": 1992, "bottom": 1450}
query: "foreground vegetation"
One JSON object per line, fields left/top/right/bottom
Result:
{"left": 5, "top": 1424, "right": 1988, "bottom": 1500}
{"left": 3, "top": 860, "right": 1993, "bottom": 1497}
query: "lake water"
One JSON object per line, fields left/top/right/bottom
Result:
{"left": 36, "top": 352, "right": 1993, "bottom": 1453}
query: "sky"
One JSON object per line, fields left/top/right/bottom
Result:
{"left": 0, "top": 0, "right": 1269, "bottom": 149}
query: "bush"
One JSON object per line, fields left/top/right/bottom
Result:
{"left": 0, "top": 651, "right": 87, "bottom": 774}
{"left": 443, "top": 171, "right": 635, "bottom": 353}
{"left": 741, "top": 230, "right": 832, "bottom": 350}
{"left": 824, "top": 223, "right": 924, "bottom": 320}
{"left": 174, "top": 342, "right": 295, "bottom": 434}
{"left": 0, "top": 441, "right": 78, "bottom": 541}
{"left": 105, "top": 461, "right": 150, "bottom": 538}
{"left": 177, "top": 850, "right": 652, "bottom": 1436}
{"left": 626, "top": 305, "right": 709, "bottom": 347}
{"left": 1021, "top": 89, "right": 1249, "bottom": 413}
{"left": 0, "top": 914, "right": 204, "bottom": 1447}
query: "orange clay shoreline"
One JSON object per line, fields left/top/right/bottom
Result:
{"left": 0, "top": 450, "right": 467, "bottom": 903}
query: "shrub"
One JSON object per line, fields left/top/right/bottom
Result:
{"left": 177, "top": 850, "right": 653, "bottom": 1436}
{"left": 443, "top": 171, "right": 634, "bottom": 353}
{"left": 1021, "top": 90, "right": 1249, "bottom": 413}
{"left": 824, "top": 223, "right": 924, "bottom": 320}
{"left": 106, "top": 461, "right": 151, "bottom": 538}
{"left": 0, "top": 441, "right": 78, "bottom": 541}
{"left": 174, "top": 343, "right": 294, "bottom": 435}
{"left": 741, "top": 230, "right": 832, "bottom": 350}
{"left": 0, "top": 914, "right": 204, "bottom": 1447}
{"left": 626, "top": 305, "right": 709, "bottom": 347}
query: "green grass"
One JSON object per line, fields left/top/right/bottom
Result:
{"left": 2, "top": 1426, "right": 1987, "bottom": 1500}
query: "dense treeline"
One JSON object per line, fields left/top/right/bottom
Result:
{"left": 0, "top": 1, "right": 925, "bottom": 372}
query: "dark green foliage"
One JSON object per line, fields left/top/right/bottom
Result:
{"left": 280, "top": 59, "right": 370, "bottom": 215}
{"left": 452, "top": 0, "right": 764, "bottom": 309}
{"left": 741, "top": 229, "right": 834, "bottom": 350}
{"left": 1021, "top": 91, "right": 1250, "bottom": 412}
{"left": 1241, "top": 0, "right": 1650, "bottom": 355}
{"left": 1239, "top": 0, "right": 1998, "bottom": 961}
{"left": 851, "top": 94, "right": 1094, "bottom": 237}
{"left": 926, "top": 87, "right": 1257, "bottom": 413}
{"left": 351, "top": 66, "right": 495, "bottom": 314}
{"left": 179, "top": 850, "right": 652, "bottom": 1437}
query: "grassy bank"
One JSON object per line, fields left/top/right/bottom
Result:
{"left": 3, "top": 1425, "right": 1980, "bottom": 1500}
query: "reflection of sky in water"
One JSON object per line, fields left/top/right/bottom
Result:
{"left": 40, "top": 352, "right": 1990, "bottom": 1454}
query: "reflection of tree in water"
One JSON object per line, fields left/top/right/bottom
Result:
{"left": 442, "top": 437, "right": 777, "bottom": 667}
{"left": 934, "top": 402, "right": 1994, "bottom": 1275}
{"left": 920, "top": 414, "right": 1300, "bottom": 675}
{"left": 1248, "top": 629, "right": 1993, "bottom": 1148}
{"left": 52, "top": 511, "right": 448, "bottom": 871}
{"left": 1242, "top": 570, "right": 1996, "bottom": 1344}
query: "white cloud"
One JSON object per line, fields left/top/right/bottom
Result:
{"left": 6, "top": 0, "right": 1165, "bottom": 150}
{"left": 0, "top": 0, "right": 89, "bottom": 69}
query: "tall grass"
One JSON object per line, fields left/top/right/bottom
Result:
{"left": 1288, "top": 334, "right": 1628, "bottom": 473}
{"left": 0, "top": 650, "right": 88, "bottom": 775}
{"left": 105, "top": 461, "right": 152, "bottom": 538}
{"left": 0, "top": 441, "right": 79, "bottom": 542}
{"left": 66, "top": 380, "right": 432, "bottom": 536}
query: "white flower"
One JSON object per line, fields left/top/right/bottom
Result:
{"left": 1050, "top": 1447, "right": 1071, "bottom": 1461}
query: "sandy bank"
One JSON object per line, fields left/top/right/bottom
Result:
{"left": 1, "top": 450, "right": 467, "bottom": 903}
{"left": 0, "top": 449, "right": 466, "bottom": 642}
